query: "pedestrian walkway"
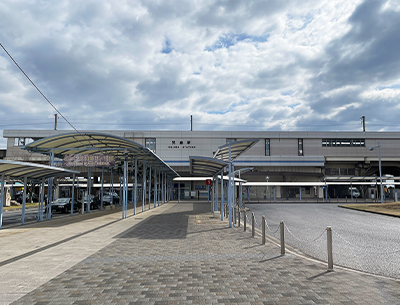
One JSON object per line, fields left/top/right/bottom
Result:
{"left": 1, "top": 201, "right": 399, "bottom": 304}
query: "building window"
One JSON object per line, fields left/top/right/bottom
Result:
{"left": 226, "top": 138, "right": 237, "bottom": 144}
{"left": 145, "top": 138, "right": 156, "bottom": 152}
{"left": 298, "top": 139, "right": 303, "bottom": 156}
{"left": 322, "top": 139, "right": 365, "bottom": 147}
{"left": 265, "top": 139, "right": 270, "bottom": 156}
{"left": 14, "top": 137, "right": 33, "bottom": 146}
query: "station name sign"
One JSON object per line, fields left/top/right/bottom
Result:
{"left": 62, "top": 155, "right": 115, "bottom": 167}
{"left": 168, "top": 140, "right": 196, "bottom": 149}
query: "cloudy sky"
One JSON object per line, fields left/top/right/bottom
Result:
{"left": 1, "top": 0, "right": 400, "bottom": 148}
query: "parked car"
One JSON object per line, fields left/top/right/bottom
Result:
{"left": 348, "top": 187, "right": 360, "bottom": 198}
{"left": 16, "top": 193, "right": 39, "bottom": 204}
{"left": 51, "top": 198, "right": 81, "bottom": 213}
{"left": 101, "top": 192, "right": 120, "bottom": 205}
{"left": 84, "top": 196, "right": 101, "bottom": 210}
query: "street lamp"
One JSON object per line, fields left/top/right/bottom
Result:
{"left": 369, "top": 141, "right": 384, "bottom": 204}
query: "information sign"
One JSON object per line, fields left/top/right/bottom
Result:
{"left": 62, "top": 155, "right": 115, "bottom": 167}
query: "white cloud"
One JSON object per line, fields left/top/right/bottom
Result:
{"left": 0, "top": 0, "right": 400, "bottom": 149}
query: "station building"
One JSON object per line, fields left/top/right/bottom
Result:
{"left": 3, "top": 129, "right": 400, "bottom": 200}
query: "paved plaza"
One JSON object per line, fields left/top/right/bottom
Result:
{"left": 1, "top": 201, "right": 399, "bottom": 304}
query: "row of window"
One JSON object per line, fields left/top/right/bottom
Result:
{"left": 265, "top": 138, "right": 366, "bottom": 156}
{"left": 322, "top": 139, "right": 365, "bottom": 147}
{"left": 325, "top": 168, "right": 356, "bottom": 176}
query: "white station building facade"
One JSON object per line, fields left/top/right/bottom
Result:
{"left": 3, "top": 129, "right": 400, "bottom": 200}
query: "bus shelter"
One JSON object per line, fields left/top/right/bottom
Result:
{"left": 0, "top": 160, "right": 80, "bottom": 228}
{"left": 22, "top": 132, "right": 179, "bottom": 221}
{"left": 189, "top": 139, "right": 259, "bottom": 228}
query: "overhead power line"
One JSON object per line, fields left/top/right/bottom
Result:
{"left": 0, "top": 42, "right": 79, "bottom": 134}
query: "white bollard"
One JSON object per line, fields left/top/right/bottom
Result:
{"left": 262, "top": 215, "right": 266, "bottom": 245}
{"left": 252, "top": 213, "right": 255, "bottom": 237}
{"left": 327, "top": 226, "right": 333, "bottom": 271}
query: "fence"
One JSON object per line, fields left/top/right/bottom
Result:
{"left": 222, "top": 203, "right": 400, "bottom": 273}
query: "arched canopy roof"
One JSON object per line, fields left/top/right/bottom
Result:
{"left": 213, "top": 139, "right": 259, "bottom": 162}
{"left": 22, "top": 132, "right": 179, "bottom": 176}
{"left": 0, "top": 160, "right": 80, "bottom": 180}
{"left": 189, "top": 156, "right": 228, "bottom": 177}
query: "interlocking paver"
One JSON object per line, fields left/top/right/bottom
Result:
{"left": 2, "top": 202, "right": 400, "bottom": 304}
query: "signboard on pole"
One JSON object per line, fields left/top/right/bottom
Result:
{"left": 62, "top": 155, "right": 115, "bottom": 167}
{"left": 206, "top": 179, "right": 212, "bottom": 185}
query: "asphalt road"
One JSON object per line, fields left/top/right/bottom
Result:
{"left": 246, "top": 202, "right": 400, "bottom": 279}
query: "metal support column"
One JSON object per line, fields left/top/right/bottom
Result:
{"left": 110, "top": 169, "right": 114, "bottom": 206}
{"left": 158, "top": 170, "right": 161, "bottom": 206}
{"left": 122, "top": 159, "right": 128, "bottom": 219}
{"left": 142, "top": 162, "right": 146, "bottom": 212}
{"left": 87, "top": 167, "right": 92, "bottom": 213}
{"left": 71, "top": 171, "right": 76, "bottom": 215}
{"left": 134, "top": 157, "right": 137, "bottom": 215}
{"left": 100, "top": 168, "right": 104, "bottom": 211}
{"left": 208, "top": 178, "right": 215, "bottom": 213}
{"left": 299, "top": 186, "right": 302, "bottom": 202}
{"left": 221, "top": 171, "right": 224, "bottom": 221}
{"left": 228, "top": 145, "right": 232, "bottom": 228}
{"left": 47, "top": 149, "right": 55, "bottom": 220}
{"left": 122, "top": 161, "right": 126, "bottom": 219}
{"left": 216, "top": 175, "right": 219, "bottom": 211}
{"left": 38, "top": 178, "right": 45, "bottom": 222}
{"left": 148, "top": 166, "right": 151, "bottom": 210}
{"left": 162, "top": 173, "right": 165, "bottom": 204}
{"left": 154, "top": 169, "right": 157, "bottom": 208}
{"left": 21, "top": 175, "right": 27, "bottom": 225}
{"left": 178, "top": 180, "right": 180, "bottom": 203}
{"left": 239, "top": 172, "right": 242, "bottom": 209}
{"left": 0, "top": 173, "right": 5, "bottom": 228}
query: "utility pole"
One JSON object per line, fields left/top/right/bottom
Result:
{"left": 190, "top": 115, "right": 193, "bottom": 131}
{"left": 360, "top": 116, "right": 365, "bottom": 132}
{"left": 54, "top": 114, "right": 58, "bottom": 130}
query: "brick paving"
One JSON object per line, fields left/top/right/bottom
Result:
{"left": 9, "top": 202, "right": 400, "bottom": 304}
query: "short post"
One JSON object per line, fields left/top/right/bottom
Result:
{"left": 327, "top": 226, "right": 333, "bottom": 271}
{"left": 244, "top": 211, "right": 247, "bottom": 231}
{"left": 280, "top": 221, "right": 285, "bottom": 255}
{"left": 238, "top": 207, "right": 241, "bottom": 227}
{"left": 81, "top": 195, "right": 84, "bottom": 215}
{"left": 262, "top": 215, "right": 266, "bottom": 245}
{"left": 252, "top": 212, "right": 255, "bottom": 237}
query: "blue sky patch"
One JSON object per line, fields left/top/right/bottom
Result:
{"left": 205, "top": 33, "right": 269, "bottom": 51}
{"left": 281, "top": 90, "right": 295, "bottom": 96}
{"left": 161, "top": 38, "right": 173, "bottom": 54}
{"left": 376, "top": 84, "right": 400, "bottom": 90}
